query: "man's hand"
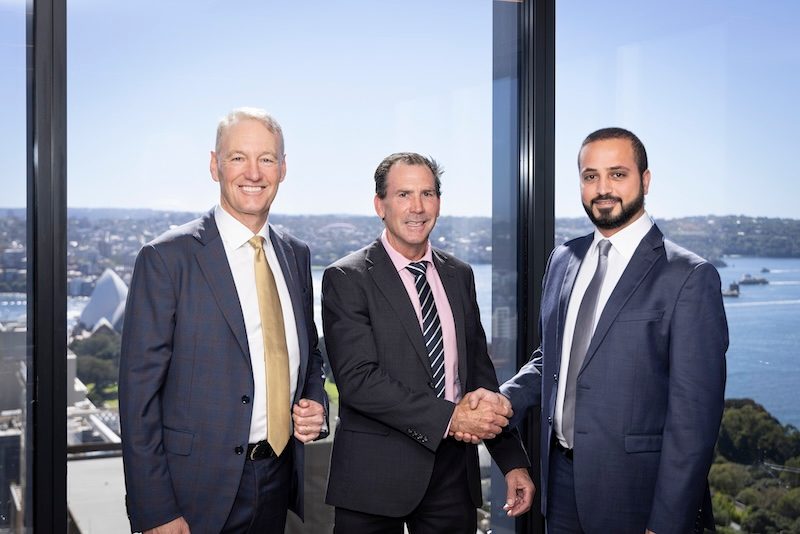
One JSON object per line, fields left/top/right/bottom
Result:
{"left": 292, "top": 398, "right": 325, "bottom": 443}
{"left": 450, "top": 388, "right": 512, "bottom": 443}
{"left": 449, "top": 388, "right": 510, "bottom": 440}
{"left": 465, "top": 387, "right": 513, "bottom": 416}
{"left": 502, "top": 467, "right": 534, "bottom": 517}
{"left": 144, "top": 516, "right": 191, "bottom": 534}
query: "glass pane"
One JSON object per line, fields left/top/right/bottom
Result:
{"left": 556, "top": 1, "right": 800, "bottom": 530}
{"left": 0, "top": 0, "right": 29, "bottom": 531}
{"left": 68, "top": 1, "right": 518, "bottom": 532}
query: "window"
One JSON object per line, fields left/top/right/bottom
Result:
{"left": 67, "top": 1, "right": 524, "bottom": 531}
{"left": 0, "top": 1, "right": 29, "bottom": 530}
{"left": 556, "top": 2, "right": 800, "bottom": 529}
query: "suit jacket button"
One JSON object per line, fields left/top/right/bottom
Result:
{"left": 553, "top": 373, "right": 558, "bottom": 382}
{"left": 241, "top": 395, "right": 250, "bottom": 404}
{"left": 234, "top": 446, "right": 244, "bottom": 455}
{"left": 547, "top": 416, "right": 553, "bottom": 425}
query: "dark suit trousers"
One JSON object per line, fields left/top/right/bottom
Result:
{"left": 547, "top": 440, "right": 584, "bottom": 534}
{"left": 221, "top": 446, "right": 293, "bottom": 534}
{"left": 334, "top": 439, "right": 477, "bottom": 534}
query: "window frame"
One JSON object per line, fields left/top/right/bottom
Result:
{"left": 28, "top": 0, "right": 68, "bottom": 530}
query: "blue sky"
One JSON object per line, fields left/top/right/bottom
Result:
{"left": 2, "top": 0, "right": 798, "bottom": 218}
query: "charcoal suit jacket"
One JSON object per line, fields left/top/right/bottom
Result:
{"left": 119, "top": 210, "right": 327, "bottom": 533}
{"left": 322, "top": 239, "right": 529, "bottom": 516}
{"left": 501, "top": 224, "right": 727, "bottom": 534}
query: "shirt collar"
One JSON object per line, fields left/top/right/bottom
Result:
{"left": 592, "top": 211, "right": 653, "bottom": 261}
{"left": 380, "top": 229, "right": 434, "bottom": 273}
{"left": 214, "top": 204, "right": 270, "bottom": 252}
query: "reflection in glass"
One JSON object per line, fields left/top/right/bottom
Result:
{"left": 0, "top": 1, "right": 28, "bottom": 530}
{"left": 67, "top": 1, "right": 518, "bottom": 532}
{"left": 556, "top": 2, "right": 800, "bottom": 530}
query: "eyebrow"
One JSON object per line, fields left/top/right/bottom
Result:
{"left": 581, "top": 165, "right": 631, "bottom": 173}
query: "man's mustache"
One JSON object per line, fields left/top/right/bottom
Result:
{"left": 592, "top": 194, "right": 621, "bottom": 204}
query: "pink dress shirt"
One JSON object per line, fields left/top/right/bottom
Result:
{"left": 380, "top": 232, "right": 462, "bottom": 405}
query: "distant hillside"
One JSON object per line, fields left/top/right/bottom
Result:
{"left": 555, "top": 215, "right": 800, "bottom": 261}
{"left": 2, "top": 209, "right": 798, "bottom": 264}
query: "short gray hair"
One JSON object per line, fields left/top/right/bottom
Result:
{"left": 215, "top": 107, "right": 285, "bottom": 156}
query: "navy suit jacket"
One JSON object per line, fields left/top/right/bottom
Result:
{"left": 501, "top": 224, "right": 727, "bottom": 534}
{"left": 119, "top": 210, "right": 327, "bottom": 533}
{"left": 322, "top": 240, "right": 529, "bottom": 516}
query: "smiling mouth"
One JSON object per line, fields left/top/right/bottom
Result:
{"left": 593, "top": 197, "right": 620, "bottom": 209}
{"left": 240, "top": 185, "right": 265, "bottom": 193}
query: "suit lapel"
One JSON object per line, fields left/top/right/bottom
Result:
{"left": 193, "top": 212, "right": 251, "bottom": 362}
{"left": 556, "top": 236, "right": 592, "bottom": 368}
{"left": 432, "top": 250, "right": 468, "bottom": 388}
{"left": 269, "top": 226, "right": 309, "bottom": 401}
{"left": 580, "top": 225, "right": 664, "bottom": 373}
{"left": 366, "top": 241, "right": 433, "bottom": 377}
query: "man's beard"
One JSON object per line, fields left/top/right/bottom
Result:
{"left": 583, "top": 183, "right": 645, "bottom": 231}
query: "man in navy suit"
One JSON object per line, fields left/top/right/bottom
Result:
{"left": 466, "top": 128, "right": 727, "bottom": 533}
{"left": 119, "top": 108, "right": 327, "bottom": 534}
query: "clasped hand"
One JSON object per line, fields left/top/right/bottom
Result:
{"left": 292, "top": 398, "right": 325, "bottom": 443}
{"left": 448, "top": 387, "right": 513, "bottom": 443}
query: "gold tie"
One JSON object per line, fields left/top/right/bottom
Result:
{"left": 248, "top": 236, "right": 291, "bottom": 456}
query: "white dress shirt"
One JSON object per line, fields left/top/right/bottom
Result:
{"left": 554, "top": 212, "right": 654, "bottom": 447}
{"left": 214, "top": 205, "right": 301, "bottom": 444}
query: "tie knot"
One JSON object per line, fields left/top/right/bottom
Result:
{"left": 407, "top": 261, "right": 428, "bottom": 278}
{"left": 248, "top": 236, "right": 265, "bottom": 251}
{"left": 597, "top": 239, "right": 611, "bottom": 257}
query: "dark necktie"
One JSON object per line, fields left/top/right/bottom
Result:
{"left": 407, "top": 261, "right": 446, "bottom": 398}
{"left": 562, "top": 239, "right": 612, "bottom": 448}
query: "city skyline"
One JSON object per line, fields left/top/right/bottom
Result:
{"left": 2, "top": 1, "right": 799, "bottom": 219}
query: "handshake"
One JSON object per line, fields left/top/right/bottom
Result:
{"left": 448, "top": 388, "right": 514, "bottom": 444}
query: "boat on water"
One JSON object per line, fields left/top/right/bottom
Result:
{"left": 722, "top": 282, "right": 740, "bottom": 297}
{"left": 761, "top": 267, "right": 770, "bottom": 273}
{"left": 739, "top": 273, "right": 768, "bottom": 285}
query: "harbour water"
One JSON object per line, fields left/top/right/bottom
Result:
{"left": 316, "top": 257, "right": 800, "bottom": 427}
{"left": 2, "top": 256, "right": 798, "bottom": 426}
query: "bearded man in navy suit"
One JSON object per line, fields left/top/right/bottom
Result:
{"left": 120, "top": 108, "right": 327, "bottom": 534}
{"left": 463, "top": 128, "right": 727, "bottom": 533}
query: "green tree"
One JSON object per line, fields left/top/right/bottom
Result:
{"left": 774, "top": 488, "right": 800, "bottom": 521}
{"left": 718, "top": 399, "right": 797, "bottom": 464}
{"left": 69, "top": 330, "right": 121, "bottom": 361}
{"left": 741, "top": 508, "right": 792, "bottom": 533}
{"left": 712, "top": 492, "right": 736, "bottom": 526}
{"left": 710, "top": 462, "right": 752, "bottom": 496}
{"left": 76, "top": 356, "right": 116, "bottom": 390}
{"left": 780, "top": 456, "right": 800, "bottom": 487}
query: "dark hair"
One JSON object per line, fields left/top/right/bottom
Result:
{"left": 374, "top": 152, "right": 443, "bottom": 199}
{"left": 579, "top": 127, "right": 648, "bottom": 175}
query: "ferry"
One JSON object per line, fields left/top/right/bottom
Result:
{"left": 739, "top": 274, "right": 769, "bottom": 285}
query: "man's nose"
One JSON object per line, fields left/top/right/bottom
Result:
{"left": 596, "top": 175, "right": 611, "bottom": 195}
{"left": 245, "top": 160, "right": 260, "bottom": 180}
